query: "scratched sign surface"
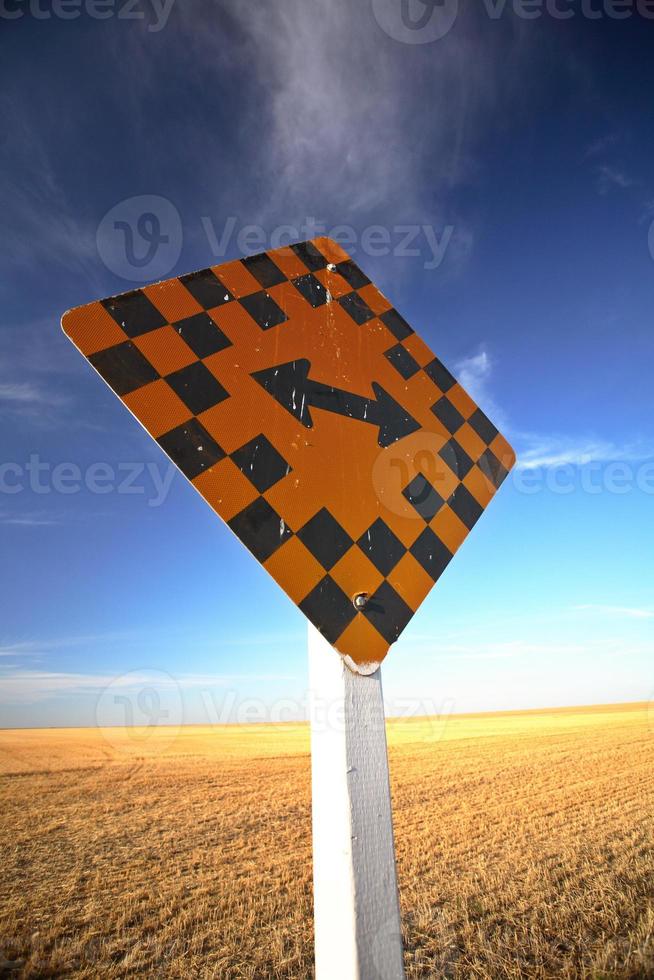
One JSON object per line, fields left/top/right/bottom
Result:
{"left": 62, "top": 238, "right": 515, "bottom": 670}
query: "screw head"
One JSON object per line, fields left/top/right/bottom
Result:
{"left": 353, "top": 592, "right": 369, "bottom": 610}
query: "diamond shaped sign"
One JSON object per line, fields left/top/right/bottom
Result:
{"left": 62, "top": 238, "right": 515, "bottom": 672}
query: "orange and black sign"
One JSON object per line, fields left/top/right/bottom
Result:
{"left": 62, "top": 238, "right": 515, "bottom": 670}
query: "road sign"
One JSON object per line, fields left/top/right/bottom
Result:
{"left": 62, "top": 237, "right": 515, "bottom": 671}
{"left": 63, "top": 237, "right": 516, "bottom": 979}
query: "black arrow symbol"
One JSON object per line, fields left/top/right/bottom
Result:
{"left": 251, "top": 359, "right": 421, "bottom": 448}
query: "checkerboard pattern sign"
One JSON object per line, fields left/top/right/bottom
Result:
{"left": 62, "top": 238, "right": 515, "bottom": 670}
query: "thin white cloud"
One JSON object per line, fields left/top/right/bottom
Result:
{"left": 228, "top": 0, "right": 424, "bottom": 220}
{"left": 0, "top": 369, "right": 74, "bottom": 428}
{"left": 0, "top": 626, "right": 304, "bottom": 659}
{"left": 595, "top": 164, "right": 634, "bottom": 196}
{"left": 0, "top": 317, "right": 79, "bottom": 379}
{"left": 0, "top": 514, "right": 62, "bottom": 528}
{"left": 396, "top": 634, "right": 588, "bottom": 660}
{"left": 574, "top": 604, "right": 654, "bottom": 621}
{"left": 0, "top": 383, "right": 42, "bottom": 404}
{"left": 452, "top": 347, "right": 508, "bottom": 428}
{"left": 0, "top": 631, "right": 144, "bottom": 658}
{"left": 453, "top": 349, "right": 492, "bottom": 401}
{"left": 446, "top": 641, "right": 586, "bottom": 661}
{"left": 514, "top": 434, "right": 653, "bottom": 470}
{"left": 0, "top": 93, "right": 97, "bottom": 274}
{"left": 450, "top": 350, "right": 652, "bottom": 472}
{"left": 0, "top": 508, "right": 123, "bottom": 528}
{"left": 583, "top": 133, "right": 618, "bottom": 159}
{"left": 0, "top": 381, "right": 70, "bottom": 411}
{"left": 0, "top": 668, "right": 298, "bottom": 705}
{"left": 117, "top": 0, "right": 538, "bottom": 263}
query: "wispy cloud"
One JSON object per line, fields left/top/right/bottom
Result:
{"left": 0, "top": 626, "right": 304, "bottom": 660}
{"left": 0, "top": 631, "right": 142, "bottom": 658}
{"left": 451, "top": 349, "right": 652, "bottom": 472}
{"left": 0, "top": 380, "right": 71, "bottom": 420}
{"left": 446, "top": 641, "right": 586, "bottom": 661}
{"left": 595, "top": 164, "right": 634, "bottom": 196}
{"left": 0, "top": 512, "right": 63, "bottom": 528}
{"left": 397, "top": 629, "right": 591, "bottom": 659}
{"left": 453, "top": 348, "right": 492, "bottom": 402}
{"left": 452, "top": 347, "right": 508, "bottom": 429}
{"left": 0, "top": 383, "right": 42, "bottom": 405}
{"left": 0, "top": 319, "right": 114, "bottom": 431}
{"left": 0, "top": 93, "right": 97, "bottom": 276}
{"left": 0, "top": 507, "right": 122, "bottom": 529}
{"left": 0, "top": 319, "right": 81, "bottom": 427}
{"left": 514, "top": 434, "right": 653, "bottom": 470}
{"left": 0, "top": 667, "right": 298, "bottom": 704}
{"left": 117, "top": 1, "right": 539, "bottom": 260}
{"left": 224, "top": 0, "right": 431, "bottom": 222}
{"left": 573, "top": 604, "right": 654, "bottom": 621}
{"left": 583, "top": 133, "right": 618, "bottom": 159}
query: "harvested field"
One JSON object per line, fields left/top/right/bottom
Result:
{"left": 1, "top": 702, "right": 652, "bottom": 978}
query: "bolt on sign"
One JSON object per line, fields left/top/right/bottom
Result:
{"left": 62, "top": 238, "right": 515, "bottom": 673}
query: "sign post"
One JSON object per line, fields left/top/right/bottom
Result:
{"left": 309, "top": 623, "right": 405, "bottom": 980}
{"left": 62, "top": 236, "right": 515, "bottom": 977}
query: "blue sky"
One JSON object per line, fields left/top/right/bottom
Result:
{"left": 1, "top": 7, "right": 653, "bottom": 727}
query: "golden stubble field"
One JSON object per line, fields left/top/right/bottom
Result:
{"left": 1, "top": 702, "right": 653, "bottom": 979}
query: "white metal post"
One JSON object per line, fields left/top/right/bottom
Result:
{"left": 308, "top": 623, "right": 405, "bottom": 980}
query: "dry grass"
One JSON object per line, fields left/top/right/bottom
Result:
{"left": 1, "top": 702, "right": 653, "bottom": 978}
